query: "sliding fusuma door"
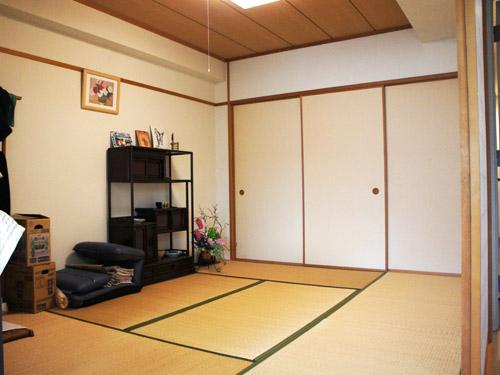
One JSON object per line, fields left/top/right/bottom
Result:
{"left": 302, "top": 88, "right": 386, "bottom": 269}
{"left": 234, "top": 99, "right": 303, "bottom": 263}
{"left": 386, "top": 79, "right": 460, "bottom": 273}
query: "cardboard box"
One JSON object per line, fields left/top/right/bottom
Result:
{"left": 5, "top": 262, "right": 56, "bottom": 313}
{"left": 11, "top": 214, "right": 51, "bottom": 266}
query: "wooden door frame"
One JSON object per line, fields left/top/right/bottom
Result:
{"left": 457, "top": 0, "right": 491, "bottom": 373}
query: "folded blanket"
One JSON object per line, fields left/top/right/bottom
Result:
{"left": 66, "top": 264, "right": 134, "bottom": 287}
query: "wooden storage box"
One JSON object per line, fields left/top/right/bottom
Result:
{"left": 107, "top": 146, "right": 169, "bottom": 182}
{"left": 109, "top": 218, "right": 158, "bottom": 263}
{"left": 5, "top": 262, "right": 56, "bottom": 313}
{"left": 142, "top": 256, "right": 194, "bottom": 285}
{"left": 135, "top": 207, "right": 188, "bottom": 233}
{"left": 11, "top": 214, "right": 51, "bottom": 266}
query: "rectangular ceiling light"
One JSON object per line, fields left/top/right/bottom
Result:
{"left": 230, "top": 0, "right": 280, "bottom": 9}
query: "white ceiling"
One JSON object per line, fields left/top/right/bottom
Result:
{"left": 396, "top": 0, "right": 456, "bottom": 42}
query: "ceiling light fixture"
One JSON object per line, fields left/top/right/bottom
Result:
{"left": 207, "top": 0, "right": 211, "bottom": 72}
{"left": 229, "top": 0, "right": 280, "bottom": 9}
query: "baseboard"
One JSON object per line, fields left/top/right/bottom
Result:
{"left": 234, "top": 257, "right": 385, "bottom": 272}
{"left": 234, "top": 257, "right": 303, "bottom": 266}
{"left": 389, "top": 268, "right": 461, "bottom": 277}
{"left": 304, "top": 263, "right": 385, "bottom": 272}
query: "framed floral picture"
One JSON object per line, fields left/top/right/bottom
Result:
{"left": 81, "top": 69, "right": 120, "bottom": 114}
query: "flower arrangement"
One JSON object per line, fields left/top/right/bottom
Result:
{"left": 193, "top": 205, "right": 228, "bottom": 266}
{"left": 91, "top": 79, "right": 114, "bottom": 105}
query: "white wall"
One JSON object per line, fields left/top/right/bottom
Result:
{"left": 230, "top": 29, "right": 456, "bottom": 101}
{"left": 0, "top": 3, "right": 220, "bottom": 269}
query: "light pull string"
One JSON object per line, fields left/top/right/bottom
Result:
{"left": 207, "top": 0, "right": 211, "bottom": 72}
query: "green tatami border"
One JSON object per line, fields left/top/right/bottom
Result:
{"left": 46, "top": 270, "right": 382, "bottom": 370}
{"left": 196, "top": 269, "right": 368, "bottom": 290}
{"left": 237, "top": 271, "right": 388, "bottom": 374}
{"left": 125, "top": 279, "right": 265, "bottom": 331}
{"left": 47, "top": 309, "right": 254, "bottom": 363}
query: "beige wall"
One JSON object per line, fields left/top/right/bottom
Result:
{"left": 229, "top": 29, "right": 456, "bottom": 101}
{"left": 0, "top": 3, "right": 221, "bottom": 268}
{"left": 0, "top": 13, "right": 217, "bottom": 103}
{"left": 0, "top": 0, "right": 225, "bottom": 83}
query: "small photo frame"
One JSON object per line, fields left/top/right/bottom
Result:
{"left": 110, "top": 131, "right": 132, "bottom": 147}
{"left": 81, "top": 69, "right": 120, "bottom": 115}
{"left": 136, "top": 130, "right": 152, "bottom": 147}
{"left": 150, "top": 126, "right": 167, "bottom": 149}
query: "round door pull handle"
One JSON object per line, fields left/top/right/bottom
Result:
{"left": 372, "top": 187, "right": 380, "bottom": 195}
{"left": 239, "top": 189, "right": 245, "bottom": 196}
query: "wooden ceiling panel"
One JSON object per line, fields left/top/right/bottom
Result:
{"left": 155, "top": 0, "right": 291, "bottom": 52}
{"left": 76, "top": 0, "right": 413, "bottom": 61}
{"left": 287, "top": 0, "right": 373, "bottom": 38}
{"left": 350, "top": 0, "right": 410, "bottom": 30}
{"left": 75, "top": 0, "right": 254, "bottom": 60}
{"left": 221, "top": 0, "right": 330, "bottom": 46}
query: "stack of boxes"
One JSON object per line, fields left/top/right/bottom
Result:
{"left": 5, "top": 214, "right": 56, "bottom": 313}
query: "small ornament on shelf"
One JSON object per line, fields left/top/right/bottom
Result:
{"left": 170, "top": 133, "right": 179, "bottom": 150}
{"left": 150, "top": 126, "right": 166, "bottom": 149}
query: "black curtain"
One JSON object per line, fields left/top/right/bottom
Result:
{"left": 0, "top": 151, "right": 9, "bottom": 215}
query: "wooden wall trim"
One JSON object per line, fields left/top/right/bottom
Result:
{"left": 457, "top": 0, "right": 472, "bottom": 369}
{"left": 300, "top": 97, "right": 306, "bottom": 265}
{"left": 482, "top": 0, "right": 495, "bottom": 345}
{"left": 120, "top": 78, "right": 214, "bottom": 106}
{"left": 457, "top": 0, "right": 482, "bottom": 373}
{"left": 228, "top": 63, "right": 236, "bottom": 260}
{"left": 382, "top": 86, "right": 389, "bottom": 272}
{"left": 0, "top": 46, "right": 81, "bottom": 71}
{"left": 0, "top": 46, "right": 215, "bottom": 107}
{"left": 230, "top": 72, "right": 458, "bottom": 106}
{"left": 388, "top": 268, "right": 462, "bottom": 278}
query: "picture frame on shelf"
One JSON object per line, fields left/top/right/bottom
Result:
{"left": 150, "top": 126, "right": 167, "bottom": 149}
{"left": 136, "top": 130, "right": 152, "bottom": 147}
{"left": 110, "top": 131, "right": 132, "bottom": 147}
{"left": 81, "top": 69, "right": 120, "bottom": 115}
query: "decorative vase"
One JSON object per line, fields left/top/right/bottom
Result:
{"left": 199, "top": 250, "right": 213, "bottom": 264}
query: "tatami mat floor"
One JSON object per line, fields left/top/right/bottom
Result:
{"left": 198, "top": 260, "right": 382, "bottom": 289}
{"left": 246, "top": 272, "right": 461, "bottom": 375}
{"left": 3, "top": 312, "right": 250, "bottom": 375}
{"left": 3, "top": 263, "right": 461, "bottom": 375}
{"left": 51, "top": 273, "right": 258, "bottom": 330}
{"left": 133, "top": 281, "right": 354, "bottom": 360}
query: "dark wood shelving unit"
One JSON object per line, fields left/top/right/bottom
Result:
{"left": 107, "top": 146, "right": 194, "bottom": 285}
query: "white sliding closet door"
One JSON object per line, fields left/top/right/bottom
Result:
{"left": 234, "top": 99, "right": 303, "bottom": 263}
{"left": 386, "top": 79, "right": 460, "bottom": 273}
{"left": 303, "top": 88, "right": 385, "bottom": 269}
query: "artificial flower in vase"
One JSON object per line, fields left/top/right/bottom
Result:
{"left": 193, "top": 205, "right": 228, "bottom": 271}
